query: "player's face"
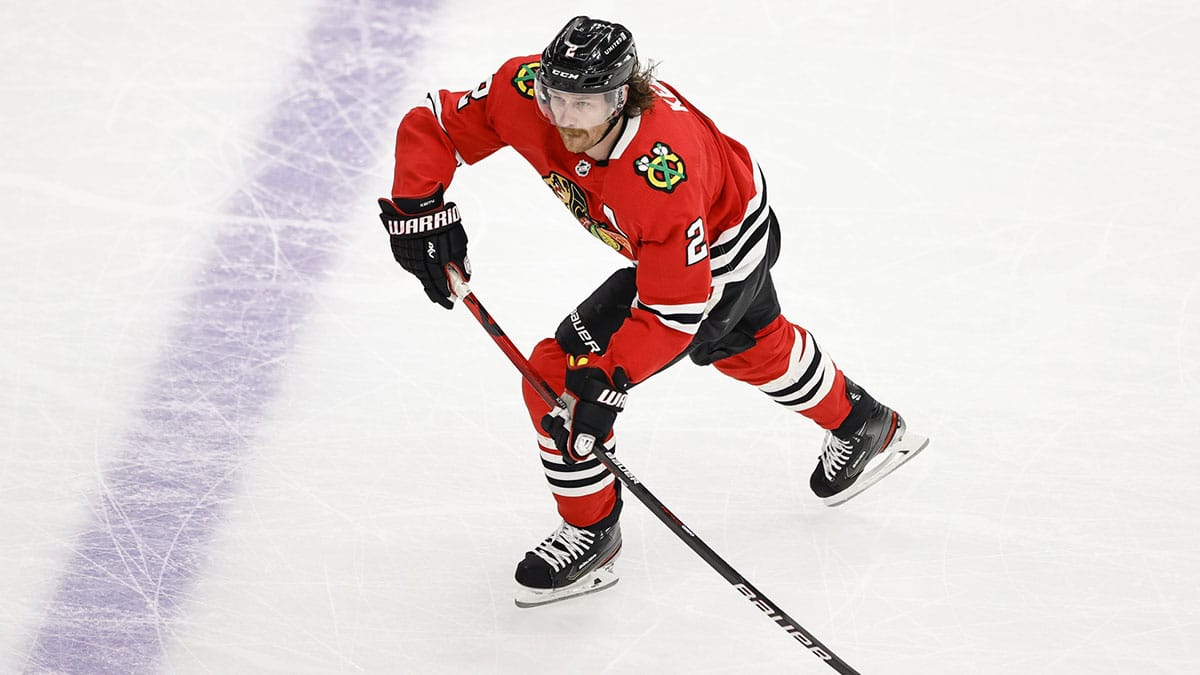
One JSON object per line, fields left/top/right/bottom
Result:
{"left": 534, "top": 79, "right": 627, "bottom": 153}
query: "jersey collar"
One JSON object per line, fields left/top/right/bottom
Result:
{"left": 607, "top": 114, "right": 642, "bottom": 161}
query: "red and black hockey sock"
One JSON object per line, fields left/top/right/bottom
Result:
{"left": 711, "top": 315, "right": 853, "bottom": 430}
{"left": 523, "top": 338, "right": 621, "bottom": 527}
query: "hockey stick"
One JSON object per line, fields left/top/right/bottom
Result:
{"left": 445, "top": 268, "right": 860, "bottom": 674}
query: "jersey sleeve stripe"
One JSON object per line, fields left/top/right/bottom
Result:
{"left": 633, "top": 296, "right": 705, "bottom": 334}
{"left": 633, "top": 298, "right": 709, "bottom": 315}
{"left": 711, "top": 164, "right": 768, "bottom": 259}
{"left": 711, "top": 212, "right": 770, "bottom": 278}
{"left": 710, "top": 163, "right": 771, "bottom": 283}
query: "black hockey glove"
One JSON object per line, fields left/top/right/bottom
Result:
{"left": 379, "top": 191, "right": 470, "bottom": 309}
{"left": 540, "top": 359, "right": 630, "bottom": 464}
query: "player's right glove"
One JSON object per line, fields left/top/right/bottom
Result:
{"left": 540, "top": 358, "right": 630, "bottom": 464}
{"left": 379, "top": 190, "right": 470, "bottom": 309}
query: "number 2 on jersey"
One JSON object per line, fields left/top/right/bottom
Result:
{"left": 457, "top": 76, "right": 493, "bottom": 110}
{"left": 685, "top": 217, "right": 708, "bottom": 266}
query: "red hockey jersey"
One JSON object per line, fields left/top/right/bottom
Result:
{"left": 391, "top": 55, "right": 770, "bottom": 384}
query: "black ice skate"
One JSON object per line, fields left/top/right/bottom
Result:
{"left": 514, "top": 520, "right": 622, "bottom": 608}
{"left": 809, "top": 381, "right": 929, "bottom": 507}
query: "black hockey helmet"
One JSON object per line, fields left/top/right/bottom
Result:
{"left": 538, "top": 16, "right": 638, "bottom": 94}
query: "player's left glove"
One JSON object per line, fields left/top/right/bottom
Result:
{"left": 541, "top": 358, "right": 630, "bottom": 464}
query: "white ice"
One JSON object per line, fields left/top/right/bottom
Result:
{"left": 2, "top": 1, "right": 1198, "bottom": 673}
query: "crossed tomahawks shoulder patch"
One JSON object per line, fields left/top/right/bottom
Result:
{"left": 634, "top": 142, "right": 687, "bottom": 193}
{"left": 511, "top": 61, "right": 539, "bottom": 98}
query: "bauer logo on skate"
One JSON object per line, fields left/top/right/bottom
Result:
{"left": 386, "top": 205, "right": 461, "bottom": 235}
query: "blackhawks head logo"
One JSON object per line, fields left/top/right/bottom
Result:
{"left": 511, "top": 61, "right": 540, "bottom": 98}
{"left": 543, "top": 171, "right": 632, "bottom": 254}
{"left": 634, "top": 142, "right": 687, "bottom": 193}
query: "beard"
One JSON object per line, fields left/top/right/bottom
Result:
{"left": 556, "top": 124, "right": 606, "bottom": 154}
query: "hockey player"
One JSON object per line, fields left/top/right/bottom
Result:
{"left": 379, "top": 16, "right": 928, "bottom": 607}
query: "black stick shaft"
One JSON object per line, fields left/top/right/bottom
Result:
{"left": 455, "top": 286, "right": 860, "bottom": 674}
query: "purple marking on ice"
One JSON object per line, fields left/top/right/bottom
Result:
{"left": 24, "top": 1, "right": 432, "bottom": 672}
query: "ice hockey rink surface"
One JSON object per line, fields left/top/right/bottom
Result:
{"left": 2, "top": 1, "right": 1198, "bottom": 673}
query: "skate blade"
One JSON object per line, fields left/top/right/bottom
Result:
{"left": 514, "top": 560, "right": 620, "bottom": 608}
{"left": 822, "top": 432, "right": 930, "bottom": 507}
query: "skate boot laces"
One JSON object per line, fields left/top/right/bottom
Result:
{"left": 820, "top": 432, "right": 855, "bottom": 481}
{"left": 532, "top": 523, "right": 596, "bottom": 572}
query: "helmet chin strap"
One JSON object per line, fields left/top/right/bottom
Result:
{"left": 600, "top": 114, "right": 623, "bottom": 139}
{"left": 584, "top": 114, "right": 625, "bottom": 154}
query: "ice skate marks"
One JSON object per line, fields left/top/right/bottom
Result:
{"left": 823, "top": 432, "right": 930, "bottom": 507}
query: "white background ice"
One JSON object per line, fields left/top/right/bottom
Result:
{"left": 2, "top": 1, "right": 1198, "bottom": 673}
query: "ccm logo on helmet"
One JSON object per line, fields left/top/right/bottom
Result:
{"left": 387, "top": 205, "right": 461, "bottom": 235}
{"left": 550, "top": 68, "right": 581, "bottom": 80}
